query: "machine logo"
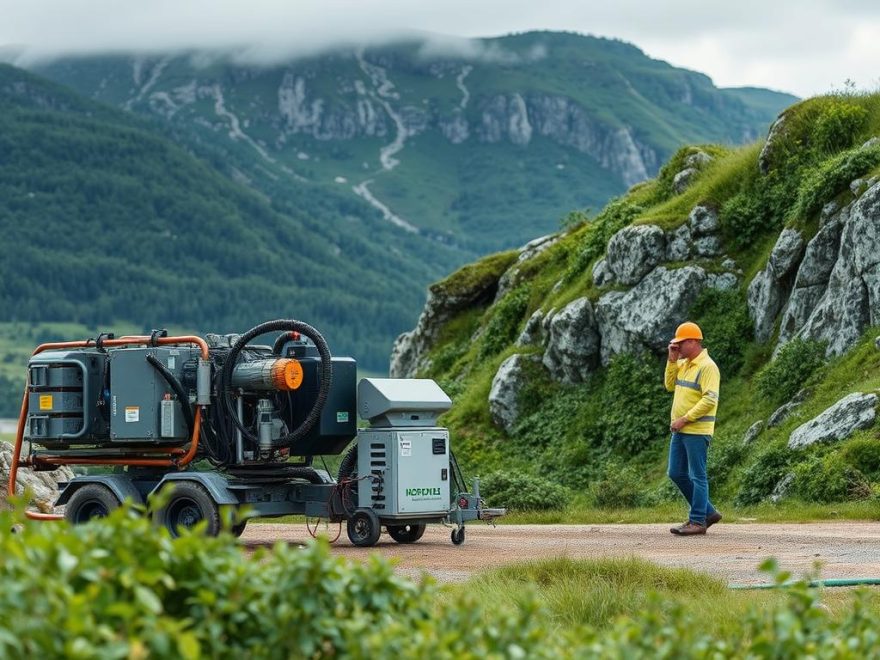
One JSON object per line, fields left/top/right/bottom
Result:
{"left": 405, "top": 487, "right": 442, "bottom": 497}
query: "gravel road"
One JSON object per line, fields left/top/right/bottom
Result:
{"left": 243, "top": 521, "right": 880, "bottom": 585}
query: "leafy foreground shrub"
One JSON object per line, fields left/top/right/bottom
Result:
{"left": 755, "top": 338, "right": 827, "bottom": 406}
{"left": 793, "top": 144, "right": 880, "bottom": 220}
{"left": 690, "top": 288, "right": 754, "bottom": 376}
{"left": 735, "top": 441, "right": 793, "bottom": 506}
{"left": 0, "top": 501, "right": 551, "bottom": 659}
{"left": 482, "top": 470, "right": 571, "bottom": 511}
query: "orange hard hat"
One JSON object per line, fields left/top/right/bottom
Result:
{"left": 671, "top": 321, "right": 703, "bottom": 343}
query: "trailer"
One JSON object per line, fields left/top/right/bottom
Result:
{"left": 8, "top": 319, "right": 504, "bottom": 545}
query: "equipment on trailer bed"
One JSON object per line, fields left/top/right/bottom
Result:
{"left": 7, "top": 319, "right": 504, "bottom": 545}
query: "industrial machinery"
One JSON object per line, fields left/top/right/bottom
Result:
{"left": 7, "top": 319, "right": 504, "bottom": 546}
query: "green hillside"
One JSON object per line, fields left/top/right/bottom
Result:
{"left": 0, "top": 63, "right": 464, "bottom": 384}
{"left": 410, "top": 91, "right": 880, "bottom": 511}
{"left": 36, "top": 32, "right": 796, "bottom": 254}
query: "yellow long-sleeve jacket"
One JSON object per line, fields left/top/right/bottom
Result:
{"left": 664, "top": 348, "right": 720, "bottom": 436}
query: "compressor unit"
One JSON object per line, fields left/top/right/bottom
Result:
{"left": 7, "top": 319, "right": 504, "bottom": 546}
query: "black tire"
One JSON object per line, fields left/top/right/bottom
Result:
{"left": 155, "top": 482, "right": 221, "bottom": 537}
{"left": 65, "top": 484, "right": 121, "bottom": 525}
{"left": 451, "top": 526, "right": 465, "bottom": 546}
{"left": 387, "top": 523, "right": 427, "bottom": 544}
{"left": 346, "top": 508, "right": 381, "bottom": 547}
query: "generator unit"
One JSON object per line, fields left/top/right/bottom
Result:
{"left": 9, "top": 319, "right": 504, "bottom": 546}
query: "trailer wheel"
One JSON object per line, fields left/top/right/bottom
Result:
{"left": 387, "top": 523, "right": 426, "bottom": 544}
{"left": 155, "top": 482, "right": 221, "bottom": 538}
{"left": 347, "top": 508, "right": 381, "bottom": 547}
{"left": 451, "top": 526, "right": 465, "bottom": 546}
{"left": 65, "top": 484, "right": 121, "bottom": 524}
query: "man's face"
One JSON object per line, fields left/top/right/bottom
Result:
{"left": 677, "top": 338, "right": 702, "bottom": 359}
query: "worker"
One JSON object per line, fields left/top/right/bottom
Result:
{"left": 664, "top": 321, "right": 722, "bottom": 536}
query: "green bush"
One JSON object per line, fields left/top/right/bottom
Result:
{"left": 793, "top": 145, "right": 880, "bottom": 220}
{"left": 719, "top": 190, "right": 767, "bottom": 250}
{"left": 706, "top": 434, "right": 748, "bottom": 488}
{"left": 841, "top": 437, "right": 880, "bottom": 481}
{"left": 589, "top": 461, "right": 651, "bottom": 508}
{"left": 755, "top": 338, "right": 826, "bottom": 406}
{"left": 599, "top": 352, "right": 669, "bottom": 455}
{"left": 0, "top": 500, "right": 552, "bottom": 658}
{"left": 792, "top": 452, "right": 872, "bottom": 503}
{"left": 813, "top": 100, "right": 869, "bottom": 154}
{"left": 481, "top": 470, "right": 571, "bottom": 511}
{"left": 735, "top": 441, "right": 792, "bottom": 506}
{"left": 690, "top": 288, "right": 754, "bottom": 376}
{"left": 477, "top": 285, "right": 530, "bottom": 359}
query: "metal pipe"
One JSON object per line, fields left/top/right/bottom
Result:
{"left": 235, "top": 394, "right": 244, "bottom": 464}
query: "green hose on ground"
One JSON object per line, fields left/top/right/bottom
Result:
{"left": 730, "top": 578, "right": 880, "bottom": 590}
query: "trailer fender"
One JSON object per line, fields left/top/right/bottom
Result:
{"left": 154, "top": 472, "right": 240, "bottom": 506}
{"left": 55, "top": 474, "right": 143, "bottom": 507}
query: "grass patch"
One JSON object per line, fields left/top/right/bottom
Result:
{"left": 450, "top": 555, "right": 880, "bottom": 646}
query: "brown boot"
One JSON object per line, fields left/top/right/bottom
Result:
{"left": 670, "top": 521, "right": 706, "bottom": 536}
{"left": 706, "top": 512, "right": 722, "bottom": 528}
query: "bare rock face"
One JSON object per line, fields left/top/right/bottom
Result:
{"left": 1, "top": 441, "right": 73, "bottom": 513}
{"left": 542, "top": 297, "right": 600, "bottom": 383}
{"left": 688, "top": 205, "right": 720, "bottom": 236}
{"left": 781, "top": 181, "right": 880, "bottom": 356}
{"left": 673, "top": 168, "right": 698, "bottom": 194}
{"left": 515, "top": 309, "right": 544, "bottom": 346}
{"left": 591, "top": 258, "right": 615, "bottom": 287}
{"left": 596, "top": 265, "right": 708, "bottom": 365}
{"left": 778, "top": 215, "right": 844, "bottom": 344}
{"left": 665, "top": 224, "right": 691, "bottom": 261}
{"left": 787, "top": 392, "right": 877, "bottom": 450}
{"left": 605, "top": 225, "right": 666, "bottom": 285}
{"left": 489, "top": 353, "right": 537, "bottom": 432}
{"left": 747, "top": 228, "right": 805, "bottom": 341}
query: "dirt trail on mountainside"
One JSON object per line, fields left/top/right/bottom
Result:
{"left": 243, "top": 521, "right": 880, "bottom": 585}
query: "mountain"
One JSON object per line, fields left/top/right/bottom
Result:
{"left": 0, "top": 63, "right": 464, "bottom": 377}
{"left": 391, "top": 91, "right": 880, "bottom": 510}
{"left": 33, "top": 32, "right": 796, "bottom": 254}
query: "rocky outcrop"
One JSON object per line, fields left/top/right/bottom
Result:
{"left": 592, "top": 259, "right": 614, "bottom": 287}
{"left": 489, "top": 353, "right": 537, "bottom": 432}
{"left": 495, "top": 234, "right": 561, "bottom": 302}
{"left": 664, "top": 206, "right": 722, "bottom": 261}
{"left": 391, "top": 268, "right": 502, "bottom": 377}
{"left": 759, "top": 113, "right": 787, "bottom": 174}
{"left": 780, "top": 181, "right": 880, "bottom": 355}
{"left": 787, "top": 392, "right": 877, "bottom": 449}
{"left": 1, "top": 441, "right": 73, "bottom": 513}
{"left": 605, "top": 225, "right": 665, "bottom": 285}
{"left": 541, "top": 297, "right": 600, "bottom": 383}
{"left": 747, "top": 228, "right": 805, "bottom": 341}
{"left": 672, "top": 151, "right": 714, "bottom": 194}
{"left": 596, "top": 266, "right": 708, "bottom": 364}
{"left": 742, "top": 420, "right": 765, "bottom": 445}
{"left": 768, "top": 388, "right": 811, "bottom": 427}
{"left": 666, "top": 224, "right": 691, "bottom": 261}
{"left": 516, "top": 309, "right": 544, "bottom": 346}
{"left": 778, "top": 215, "right": 843, "bottom": 344}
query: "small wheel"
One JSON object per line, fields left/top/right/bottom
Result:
{"left": 154, "top": 482, "right": 221, "bottom": 538}
{"left": 347, "top": 508, "right": 381, "bottom": 547}
{"left": 387, "top": 523, "right": 426, "bottom": 544}
{"left": 65, "top": 484, "right": 121, "bottom": 525}
{"left": 451, "top": 526, "right": 465, "bottom": 546}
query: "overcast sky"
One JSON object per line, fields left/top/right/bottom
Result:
{"left": 2, "top": 0, "right": 879, "bottom": 97}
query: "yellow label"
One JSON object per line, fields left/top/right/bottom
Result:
{"left": 39, "top": 394, "right": 53, "bottom": 410}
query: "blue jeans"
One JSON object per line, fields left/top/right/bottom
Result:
{"left": 667, "top": 432, "right": 717, "bottom": 525}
